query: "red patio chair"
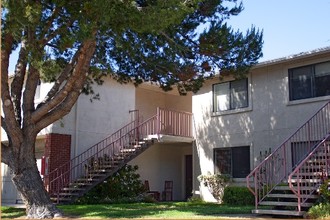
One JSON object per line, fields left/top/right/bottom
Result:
{"left": 144, "top": 180, "right": 160, "bottom": 201}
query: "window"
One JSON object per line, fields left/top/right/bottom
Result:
{"left": 289, "top": 61, "right": 330, "bottom": 101}
{"left": 213, "top": 78, "right": 248, "bottom": 112}
{"left": 214, "top": 146, "right": 250, "bottom": 178}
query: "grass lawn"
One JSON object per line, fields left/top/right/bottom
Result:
{"left": 1, "top": 202, "right": 254, "bottom": 219}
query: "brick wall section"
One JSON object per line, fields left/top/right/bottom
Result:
{"left": 44, "top": 133, "right": 71, "bottom": 193}
{"left": 44, "top": 133, "right": 71, "bottom": 172}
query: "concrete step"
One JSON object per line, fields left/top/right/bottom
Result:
{"left": 58, "top": 192, "right": 79, "bottom": 196}
{"left": 69, "top": 182, "right": 93, "bottom": 188}
{"left": 267, "top": 193, "right": 319, "bottom": 199}
{"left": 51, "top": 197, "right": 72, "bottom": 202}
{"left": 259, "top": 201, "right": 313, "bottom": 207}
{"left": 62, "top": 187, "right": 86, "bottom": 191}
{"left": 274, "top": 185, "right": 313, "bottom": 191}
{"left": 289, "top": 178, "right": 322, "bottom": 183}
{"left": 120, "top": 148, "right": 137, "bottom": 153}
{"left": 252, "top": 209, "right": 306, "bottom": 216}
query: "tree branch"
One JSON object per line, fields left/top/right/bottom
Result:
{"left": 34, "top": 38, "right": 96, "bottom": 129}
{"left": 1, "top": 116, "right": 8, "bottom": 134}
{"left": 39, "top": 6, "right": 61, "bottom": 42}
{"left": 10, "top": 40, "right": 28, "bottom": 126}
{"left": 31, "top": 46, "right": 80, "bottom": 123}
{"left": 1, "top": 33, "right": 24, "bottom": 145}
{"left": 22, "top": 66, "right": 40, "bottom": 124}
{"left": 1, "top": 142, "right": 13, "bottom": 166}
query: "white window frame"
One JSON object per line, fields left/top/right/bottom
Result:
{"left": 212, "top": 77, "right": 252, "bottom": 116}
{"left": 288, "top": 61, "right": 330, "bottom": 102}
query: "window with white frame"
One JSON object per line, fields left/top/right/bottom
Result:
{"left": 214, "top": 146, "right": 250, "bottom": 178}
{"left": 213, "top": 78, "right": 248, "bottom": 112}
{"left": 289, "top": 61, "right": 330, "bottom": 101}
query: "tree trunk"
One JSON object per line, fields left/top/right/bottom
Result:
{"left": 11, "top": 155, "right": 62, "bottom": 219}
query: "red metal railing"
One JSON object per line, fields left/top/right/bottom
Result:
{"left": 288, "top": 134, "right": 330, "bottom": 212}
{"left": 46, "top": 108, "right": 193, "bottom": 200}
{"left": 247, "top": 100, "right": 330, "bottom": 209}
{"left": 157, "top": 108, "right": 193, "bottom": 138}
{"left": 46, "top": 117, "right": 140, "bottom": 194}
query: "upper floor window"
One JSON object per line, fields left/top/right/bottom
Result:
{"left": 289, "top": 61, "right": 330, "bottom": 101}
{"left": 213, "top": 78, "right": 248, "bottom": 112}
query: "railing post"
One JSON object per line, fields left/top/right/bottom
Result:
{"left": 254, "top": 173, "right": 258, "bottom": 210}
{"left": 156, "top": 107, "right": 160, "bottom": 137}
{"left": 297, "top": 171, "right": 301, "bottom": 212}
{"left": 136, "top": 110, "right": 140, "bottom": 141}
{"left": 307, "top": 121, "right": 311, "bottom": 152}
{"left": 283, "top": 145, "right": 287, "bottom": 179}
{"left": 326, "top": 142, "right": 329, "bottom": 179}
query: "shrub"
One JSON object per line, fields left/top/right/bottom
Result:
{"left": 222, "top": 186, "right": 254, "bottom": 205}
{"left": 306, "top": 179, "right": 330, "bottom": 219}
{"left": 76, "top": 164, "right": 146, "bottom": 204}
{"left": 187, "top": 195, "right": 205, "bottom": 204}
{"left": 307, "top": 203, "right": 330, "bottom": 219}
{"left": 198, "top": 172, "right": 231, "bottom": 203}
{"left": 318, "top": 179, "right": 330, "bottom": 203}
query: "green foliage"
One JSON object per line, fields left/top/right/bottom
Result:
{"left": 198, "top": 172, "right": 231, "bottom": 202}
{"left": 318, "top": 179, "right": 330, "bottom": 203}
{"left": 187, "top": 195, "right": 206, "bottom": 204}
{"left": 222, "top": 186, "right": 254, "bottom": 206}
{"left": 0, "top": 207, "right": 26, "bottom": 219}
{"left": 3, "top": 0, "right": 263, "bottom": 95}
{"left": 307, "top": 202, "right": 330, "bottom": 219}
{"left": 76, "top": 164, "right": 146, "bottom": 204}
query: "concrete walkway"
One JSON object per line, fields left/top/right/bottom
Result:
{"left": 1, "top": 202, "right": 25, "bottom": 208}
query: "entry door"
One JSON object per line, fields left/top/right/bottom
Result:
{"left": 185, "top": 155, "right": 193, "bottom": 200}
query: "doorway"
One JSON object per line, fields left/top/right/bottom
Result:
{"left": 185, "top": 155, "right": 193, "bottom": 200}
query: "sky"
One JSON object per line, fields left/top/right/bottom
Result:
{"left": 8, "top": 0, "right": 330, "bottom": 72}
{"left": 227, "top": 0, "right": 330, "bottom": 62}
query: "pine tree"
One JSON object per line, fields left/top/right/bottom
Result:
{"left": 1, "top": 0, "right": 262, "bottom": 218}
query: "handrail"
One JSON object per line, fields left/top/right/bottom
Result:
{"left": 46, "top": 117, "right": 140, "bottom": 189}
{"left": 288, "top": 134, "right": 330, "bottom": 212}
{"left": 46, "top": 108, "right": 193, "bottom": 201}
{"left": 157, "top": 107, "right": 193, "bottom": 138}
{"left": 247, "top": 100, "right": 330, "bottom": 209}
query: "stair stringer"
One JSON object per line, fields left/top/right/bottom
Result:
{"left": 51, "top": 138, "right": 157, "bottom": 204}
{"left": 252, "top": 136, "right": 330, "bottom": 216}
{"left": 247, "top": 100, "right": 330, "bottom": 217}
{"left": 288, "top": 135, "right": 330, "bottom": 211}
{"left": 48, "top": 114, "right": 160, "bottom": 204}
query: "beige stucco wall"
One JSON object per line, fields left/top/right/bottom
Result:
{"left": 50, "top": 77, "right": 136, "bottom": 157}
{"left": 129, "top": 142, "right": 192, "bottom": 201}
{"left": 131, "top": 85, "right": 193, "bottom": 201}
{"left": 192, "top": 52, "right": 330, "bottom": 202}
{"left": 135, "top": 84, "right": 192, "bottom": 120}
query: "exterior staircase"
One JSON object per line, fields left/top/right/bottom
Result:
{"left": 247, "top": 101, "right": 330, "bottom": 217}
{"left": 45, "top": 108, "right": 192, "bottom": 204}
